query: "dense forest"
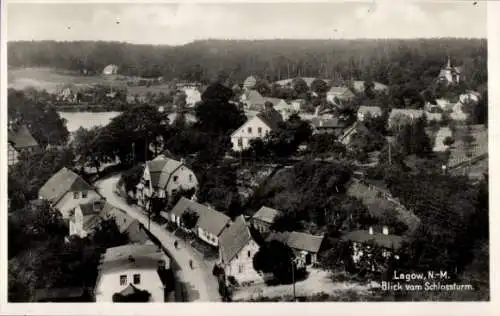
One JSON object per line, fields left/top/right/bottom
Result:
{"left": 8, "top": 38, "right": 487, "bottom": 90}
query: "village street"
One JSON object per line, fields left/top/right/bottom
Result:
{"left": 94, "top": 175, "right": 220, "bottom": 302}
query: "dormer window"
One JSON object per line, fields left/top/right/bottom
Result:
{"left": 173, "top": 176, "right": 178, "bottom": 183}
{"left": 258, "top": 127, "right": 262, "bottom": 135}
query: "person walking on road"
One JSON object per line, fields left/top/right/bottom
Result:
{"left": 189, "top": 259, "right": 194, "bottom": 269}
{"left": 174, "top": 240, "right": 178, "bottom": 249}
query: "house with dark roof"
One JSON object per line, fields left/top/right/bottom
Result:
{"left": 251, "top": 206, "right": 281, "bottom": 234}
{"left": 8, "top": 124, "right": 39, "bottom": 166}
{"left": 230, "top": 105, "right": 283, "bottom": 151}
{"left": 69, "top": 200, "right": 150, "bottom": 244}
{"left": 310, "top": 117, "right": 348, "bottom": 137}
{"left": 38, "top": 167, "right": 102, "bottom": 218}
{"left": 136, "top": 154, "right": 198, "bottom": 210}
{"left": 326, "top": 86, "right": 355, "bottom": 104}
{"left": 94, "top": 243, "right": 170, "bottom": 302}
{"left": 167, "top": 197, "right": 231, "bottom": 247}
{"left": 266, "top": 231, "right": 325, "bottom": 267}
{"left": 218, "top": 215, "right": 262, "bottom": 285}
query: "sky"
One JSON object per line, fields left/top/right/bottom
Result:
{"left": 7, "top": 1, "right": 487, "bottom": 45}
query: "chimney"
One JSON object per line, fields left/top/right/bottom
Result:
{"left": 368, "top": 226, "right": 374, "bottom": 235}
{"left": 382, "top": 226, "right": 389, "bottom": 235}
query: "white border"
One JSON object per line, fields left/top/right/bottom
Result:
{"left": 1, "top": 0, "right": 498, "bottom": 315}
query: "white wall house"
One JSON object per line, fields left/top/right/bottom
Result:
{"left": 357, "top": 106, "right": 382, "bottom": 122}
{"left": 169, "top": 197, "right": 230, "bottom": 248}
{"left": 182, "top": 87, "right": 202, "bottom": 107}
{"left": 219, "top": 215, "right": 262, "bottom": 285}
{"left": 94, "top": 244, "right": 170, "bottom": 302}
{"left": 230, "top": 109, "right": 283, "bottom": 152}
{"left": 136, "top": 155, "right": 198, "bottom": 210}
{"left": 38, "top": 167, "right": 102, "bottom": 219}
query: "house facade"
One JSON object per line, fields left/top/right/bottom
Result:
{"left": 8, "top": 124, "right": 39, "bottom": 166}
{"left": 94, "top": 244, "right": 170, "bottom": 302}
{"left": 243, "top": 76, "right": 257, "bottom": 91}
{"left": 168, "top": 197, "right": 230, "bottom": 247}
{"left": 8, "top": 142, "right": 20, "bottom": 166}
{"left": 438, "top": 58, "right": 462, "bottom": 85}
{"left": 310, "top": 117, "right": 348, "bottom": 137}
{"left": 230, "top": 108, "right": 283, "bottom": 152}
{"left": 38, "top": 167, "right": 102, "bottom": 219}
{"left": 266, "top": 231, "right": 325, "bottom": 268}
{"left": 182, "top": 87, "right": 202, "bottom": 107}
{"left": 218, "top": 215, "right": 262, "bottom": 286}
{"left": 136, "top": 155, "right": 198, "bottom": 210}
{"left": 357, "top": 106, "right": 382, "bottom": 122}
{"left": 69, "top": 200, "right": 107, "bottom": 238}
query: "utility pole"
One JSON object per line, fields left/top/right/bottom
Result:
{"left": 291, "top": 257, "right": 297, "bottom": 301}
{"left": 388, "top": 142, "right": 392, "bottom": 165}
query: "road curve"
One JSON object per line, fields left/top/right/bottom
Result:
{"left": 94, "top": 175, "right": 219, "bottom": 302}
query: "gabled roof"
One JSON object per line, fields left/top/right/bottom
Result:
{"left": 101, "top": 203, "right": 150, "bottom": 244}
{"left": 219, "top": 215, "right": 253, "bottom": 265}
{"left": 252, "top": 206, "right": 281, "bottom": 224}
{"left": 244, "top": 90, "right": 265, "bottom": 104}
{"left": 8, "top": 124, "right": 38, "bottom": 149}
{"left": 256, "top": 109, "right": 283, "bottom": 130}
{"left": 266, "top": 231, "right": 324, "bottom": 253}
{"left": 171, "top": 197, "right": 230, "bottom": 237}
{"left": 99, "top": 243, "right": 164, "bottom": 275}
{"left": 244, "top": 76, "right": 257, "bottom": 88}
{"left": 39, "top": 167, "right": 95, "bottom": 204}
{"left": 342, "top": 230, "right": 403, "bottom": 250}
{"left": 328, "top": 86, "right": 353, "bottom": 96}
{"left": 146, "top": 156, "right": 184, "bottom": 189}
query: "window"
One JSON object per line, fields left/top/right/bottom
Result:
{"left": 173, "top": 176, "right": 178, "bottom": 182}
{"left": 82, "top": 191, "right": 88, "bottom": 198}
{"left": 238, "top": 264, "right": 244, "bottom": 273}
{"left": 248, "top": 250, "right": 251, "bottom": 258}
{"left": 189, "top": 174, "right": 193, "bottom": 182}
{"left": 120, "top": 275, "right": 127, "bottom": 286}
{"left": 73, "top": 192, "right": 79, "bottom": 199}
{"left": 247, "top": 127, "right": 252, "bottom": 134}
{"left": 258, "top": 127, "right": 262, "bottom": 135}
{"left": 145, "top": 180, "right": 150, "bottom": 187}
{"left": 237, "top": 138, "right": 243, "bottom": 148}
{"left": 133, "top": 274, "right": 141, "bottom": 285}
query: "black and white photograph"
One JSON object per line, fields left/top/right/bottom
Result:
{"left": 0, "top": 0, "right": 496, "bottom": 313}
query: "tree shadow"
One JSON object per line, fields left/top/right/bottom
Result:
{"left": 264, "top": 269, "right": 310, "bottom": 286}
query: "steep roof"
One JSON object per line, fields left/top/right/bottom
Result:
{"left": 244, "top": 90, "right": 265, "bottom": 104}
{"left": 219, "top": 215, "right": 253, "bottom": 265}
{"left": 101, "top": 204, "right": 150, "bottom": 244}
{"left": 256, "top": 109, "right": 283, "bottom": 130}
{"left": 171, "top": 197, "right": 230, "bottom": 237}
{"left": 146, "top": 157, "right": 183, "bottom": 189}
{"left": 252, "top": 206, "right": 281, "bottom": 224}
{"left": 343, "top": 230, "right": 403, "bottom": 250}
{"left": 8, "top": 124, "right": 38, "bottom": 149}
{"left": 266, "top": 231, "right": 324, "bottom": 253}
{"left": 38, "top": 167, "right": 95, "bottom": 204}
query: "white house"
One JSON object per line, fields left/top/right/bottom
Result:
{"left": 94, "top": 243, "right": 170, "bottom": 302}
{"left": 251, "top": 206, "right": 281, "bottom": 234}
{"left": 230, "top": 106, "right": 283, "bottom": 152}
{"left": 437, "top": 58, "right": 462, "bottom": 85}
{"left": 38, "top": 167, "right": 102, "bottom": 219}
{"left": 102, "top": 64, "right": 119, "bottom": 76}
{"left": 168, "top": 197, "right": 231, "bottom": 247}
{"left": 136, "top": 155, "right": 198, "bottom": 210}
{"left": 265, "top": 97, "right": 297, "bottom": 120}
{"left": 182, "top": 86, "right": 202, "bottom": 107}
{"left": 243, "top": 76, "right": 257, "bottom": 91}
{"left": 459, "top": 91, "right": 481, "bottom": 104}
{"left": 218, "top": 215, "right": 262, "bottom": 285}
{"left": 357, "top": 106, "right": 382, "bottom": 121}
{"left": 240, "top": 90, "right": 265, "bottom": 110}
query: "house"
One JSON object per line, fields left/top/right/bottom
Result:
{"left": 94, "top": 243, "right": 170, "bottom": 302}
{"left": 326, "top": 87, "right": 355, "bottom": 104}
{"left": 357, "top": 106, "right": 382, "bottom": 121}
{"left": 310, "top": 117, "right": 348, "bottom": 137}
{"left": 230, "top": 105, "right": 283, "bottom": 151}
{"left": 437, "top": 57, "right": 462, "bottom": 85}
{"left": 69, "top": 200, "right": 150, "bottom": 244}
{"left": 103, "top": 64, "right": 119, "bottom": 76}
{"left": 266, "top": 231, "right": 325, "bottom": 267}
{"left": 339, "top": 121, "right": 371, "bottom": 146}
{"left": 135, "top": 155, "right": 198, "bottom": 210}
{"left": 243, "top": 76, "right": 257, "bottom": 90}
{"left": 38, "top": 167, "right": 102, "bottom": 218}
{"left": 352, "top": 81, "right": 389, "bottom": 94}
{"left": 182, "top": 86, "right": 202, "bottom": 107}
{"left": 251, "top": 206, "right": 281, "bottom": 234}
{"left": 264, "top": 97, "right": 294, "bottom": 120}
{"left": 342, "top": 226, "right": 403, "bottom": 266}
{"left": 425, "top": 111, "right": 443, "bottom": 123}
{"left": 168, "top": 197, "right": 231, "bottom": 247}
{"left": 449, "top": 102, "right": 470, "bottom": 121}
{"left": 433, "top": 126, "right": 453, "bottom": 152}
{"left": 459, "top": 91, "right": 481, "bottom": 104}
{"left": 218, "top": 215, "right": 262, "bottom": 286}
{"left": 240, "top": 90, "right": 265, "bottom": 110}
{"left": 8, "top": 124, "right": 39, "bottom": 166}
{"left": 388, "top": 109, "right": 425, "bottom": 129}
{"left": 291, "top": 99, "right": 306, "bottom": 112}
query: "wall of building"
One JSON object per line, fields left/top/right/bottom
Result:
{"left": 55, "top": 190, "right": 101, "bottom": 219}
{"left": 95, "top": 269, "right": 164, "bottom": 302}
{"left": 8, "top": 144, "right": 19, "bottom": 166}
{"left": 165, "top": 166, "right": 198, "bottom": 197}
{"left": 231, "top": 117, "right": 272, "bottom": 152}
{"left": 223, "top": 240, "right": 262, "bottom": 285}
{"left": 197, "top": 227, "right": 219, "bottom": 247}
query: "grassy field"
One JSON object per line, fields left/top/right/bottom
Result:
{"left": 8, "top": 67, "right": 126, "bottom": 93}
